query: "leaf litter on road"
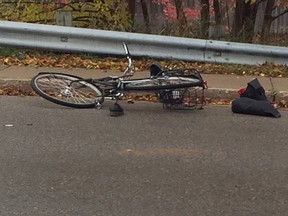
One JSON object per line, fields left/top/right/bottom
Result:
{"left": 1, "top": 51, "right": 288, "bottom": 77}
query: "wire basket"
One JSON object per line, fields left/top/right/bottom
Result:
{"left": 157, "top": 87, "right": 205, "bottom": 110}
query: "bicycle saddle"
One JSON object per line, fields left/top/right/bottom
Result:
{"left": 150, "top": 62, "right": 164, "bottom": 76}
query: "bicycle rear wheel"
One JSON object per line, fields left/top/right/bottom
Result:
{"left": 124, "top": 76, "right": 203, "bottom": 91}
{"left": 31, "top": 73, "right": 104, "bottom": 108}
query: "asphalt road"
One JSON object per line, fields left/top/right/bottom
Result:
{"left": 1, "top": 96, "right": 288, "bottom": 216}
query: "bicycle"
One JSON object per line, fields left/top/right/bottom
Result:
{"left": 31, "top": 42, "right": 207, "bottom": 115}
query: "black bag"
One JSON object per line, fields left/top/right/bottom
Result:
{"left": 150, "top": 62, "right": 164, "bottom": 76}
{"left": 232, "top": 79, "right": 281, "bottom": 118}
{"left": 240, "top": 78, "right": 267, "bottom": 101}
{"left": 232, "top": 97, "right": 281, "bottom": 118}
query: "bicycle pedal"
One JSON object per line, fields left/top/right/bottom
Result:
{"left": 109, "top": 103, "right": 124, "bottom": 116}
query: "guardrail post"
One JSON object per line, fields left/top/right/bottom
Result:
{"left": 209, "top": 25, "right": 224, "bottom": 40}
{"left": 56, "top": 10, "right": 72, "bottom": 26}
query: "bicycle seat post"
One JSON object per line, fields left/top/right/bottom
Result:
{"left": 122, "top": 42, "right": 134, "bottom": 77}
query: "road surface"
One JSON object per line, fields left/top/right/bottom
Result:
{"left": 1, "top": 96, "right": 288, "bottom": 216}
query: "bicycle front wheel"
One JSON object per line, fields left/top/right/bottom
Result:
{"left": 31, "top": 73, "right": 104, "bottom": 108}
{"left": 124, "top": 77, "right": 202, "bottom": 91}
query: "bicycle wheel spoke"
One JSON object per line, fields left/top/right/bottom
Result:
{"left": 37, "top": 77, "right": 68, "bottom": 94}
{"left": 71, "top": 89, "right": 95, "bottom": 104}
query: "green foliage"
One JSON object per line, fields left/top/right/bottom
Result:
{"left": 71, "top": 0, "right": 132, "bottom": 30}
{"left": 0, "top": 1, "right": 56, "bottom": 23}
{"left": 0, "top": 0, "right": 132, "bottom": 31}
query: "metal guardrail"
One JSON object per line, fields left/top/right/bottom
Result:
{"left": 0, "top": 21, "right": 288, "bottom": 65}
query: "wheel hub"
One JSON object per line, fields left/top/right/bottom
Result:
{"left": 61, "top": 87, "right": 73, "bottom": 97}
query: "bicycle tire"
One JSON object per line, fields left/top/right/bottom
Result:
{"left": 31, "top": 73, "right": 104, "bottom": 108}
{"left": 124, "top": 77, "right": 203, "bottom": 91}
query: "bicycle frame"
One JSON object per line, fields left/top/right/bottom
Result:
{"left": 84, "top": 43, "right": 206, "bottom": 109}
{"left": 31, "top": 42, "right": 207, "bottom": 110}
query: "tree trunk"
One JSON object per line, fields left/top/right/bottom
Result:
{"left": 127, "top": 0, "right": 136, "bottom": 25}
{"left": 232, "top": 0, "right": 258, "bottom": 42}
{"left": 174, "top": 0, "right": 187, "bottom": 35}
{"left": 200, "top": 0, "right": 210, "bottom": 38}
{"left": 213, "top": 0, "right": 221, "bottom": 25}
{"left": 140, "top": 0, "right": 151, "bottom": 33}
{"left": 261, "top": 0, "right": 275, "bottom": 42}
{"left": 233, "top": 0, "right": 245, "bottom": 35}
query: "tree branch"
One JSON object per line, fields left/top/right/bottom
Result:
{"left": 272, "top": 9, "right": 288, "bottom": 21}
